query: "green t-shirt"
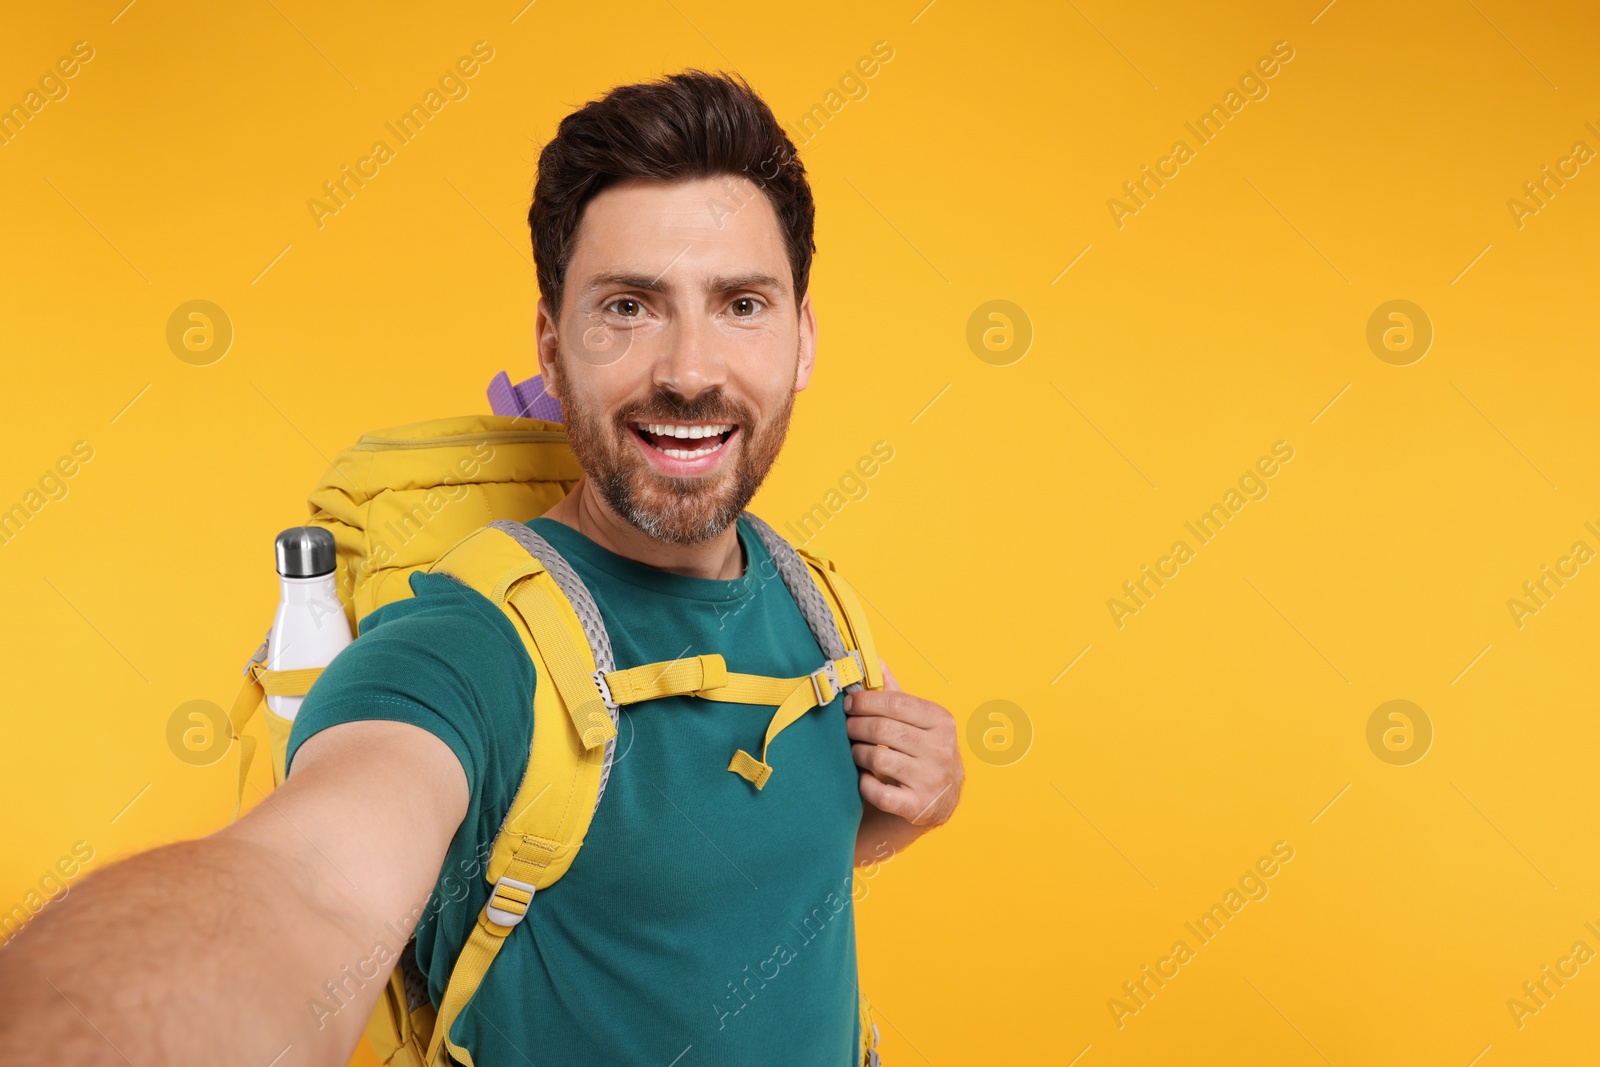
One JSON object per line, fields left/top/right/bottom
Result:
{"left": 285, "top": 515, "right": 865, "bottom": 1065}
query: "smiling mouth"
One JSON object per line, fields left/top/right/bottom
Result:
{"left": 628, "top": 420, "right": 739, "bottom": 460}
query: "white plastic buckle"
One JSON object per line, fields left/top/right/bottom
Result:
{"left": 809, "top": 660, "right": 841, "bottom": 705}
{"left": 591, "top": 668, "right": 618, "bottom": 711}
{"left": 485, "top": 875, "right": 536, "bottom": 926}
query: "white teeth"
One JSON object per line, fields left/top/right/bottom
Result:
{"left": 657, "top": 439, "right": 725, "bottom": 460}
{"left": 643, "top": 422, "right": 731, "bottom": 439}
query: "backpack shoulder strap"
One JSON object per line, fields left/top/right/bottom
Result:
{"left": 421, "top": 521, "right": 618, "bottom": 1067}
{"left": 742, "top": 512, "right": 885, "bottom": 692}
{"left": 419, "top": 519, "right": 756, "bottom": 1064}
{"left": 418, "top": 516, "right": 889, "bottom": 1066}
{"left": 742, "top": 513, "right": 887, "bottom": 1067}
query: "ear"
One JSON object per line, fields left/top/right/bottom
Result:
{"left": 535, "top": 295, "right": 562, "bottom": 400}
{"left": 794, "top": 291, "right": 818, "bottom": 392}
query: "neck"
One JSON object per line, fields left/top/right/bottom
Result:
{"left": 541, "top": 475, "right": 746, "bottom": 581}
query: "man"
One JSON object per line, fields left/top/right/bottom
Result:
{"left": 0, "top": 69, "right": 962, "bottom": 1066}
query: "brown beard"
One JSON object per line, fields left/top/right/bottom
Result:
{"left": 548, "top": 349, "right": 796, "bottom": 546}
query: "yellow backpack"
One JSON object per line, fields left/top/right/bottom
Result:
{"left": 226, "top": 413, "right": 887, "bottom": 1067}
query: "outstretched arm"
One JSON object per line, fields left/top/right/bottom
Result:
{"left": 847, "top": 659, "right": 964, "bottom": 866}
{"left": 0, "top": 719, "right": 467, "bottom": 1067}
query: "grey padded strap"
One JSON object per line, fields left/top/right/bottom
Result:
{"left": 487, "top": 519, "right": 620, "bottom": 807}
{"left": 740, "top": 511, "right": 864, "bottom": 694}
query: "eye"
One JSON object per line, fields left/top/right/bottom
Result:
{"left": 730, "top": 296, "right": 764, "bottom": 317}
{"left": 603, "top": 297, "right": 644, "bottom": 318}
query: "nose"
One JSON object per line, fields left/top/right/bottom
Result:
{"left": 651, "top": 308, "right": 727, "bottom": 404}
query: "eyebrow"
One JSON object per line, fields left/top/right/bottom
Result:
{"left": 581, "top": 269, "right": 789, "bottom": 300}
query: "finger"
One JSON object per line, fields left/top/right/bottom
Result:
{"left": 851, "top": 741, "right": 921, "bottom": 785}
{"left": 858, "top": 772, "right": 921, "bottom": 821}
{"left": 843, "top": 689, "right": 943, "bottom": 729}
{"left": 845, "top": 713, "right": 930, "bottom": 755}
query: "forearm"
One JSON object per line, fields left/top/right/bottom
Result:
{"left": 0, "top": 827, "right": 386, "bottom": 1066}
{"left": 854, "top": 802, "right": 929, "bottom": 866}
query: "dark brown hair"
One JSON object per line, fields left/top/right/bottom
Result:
{"left": 528, "top": 69, "right": 815, "bottom": 315}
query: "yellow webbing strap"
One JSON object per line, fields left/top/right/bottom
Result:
{"left": 601, "top": 658, "right": 799, "bottom": 708}
{"left": 259, "top": 666, "right": 323, "bottom": 696}
{"left": 602, "top": 653, "right": 728, "bottom": 704}
{"left": 692, "top": 671, "right": 799, "bottom": 707}
{"left": 593, "top": 654, "right": 868, "bottom": 788}
{"left": 806, "top": 560, "right": 885, "bottom": 692}
{"left": 427, "top": 837, "right": 558, "bottom": 1067}
{"left": 505, "top": 579, "right": 617, "bottom": 750}
{"left": 227, "top": 660, "right": 326, "bottom": 819}
{"left": 227, "top": 661, "right": 266, "bottom": 821}
{"left": 726, "top": 653, "right": 865, "bottom": 789}
{"left": 423, "top": 526, "right": 617, "bottom": 1066}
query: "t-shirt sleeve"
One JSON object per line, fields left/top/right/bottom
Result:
{"left": 284, "top": 571, "right": 535, "bottom": 810}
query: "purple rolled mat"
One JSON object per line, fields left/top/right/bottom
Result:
{"left": 487, "top": 370, "right": 564, "bottom": 423}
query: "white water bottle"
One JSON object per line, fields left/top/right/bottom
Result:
{"left": 267, "top": 527, "right": 353, "bottom": 721}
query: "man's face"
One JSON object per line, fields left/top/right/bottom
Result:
{"left": 536, "top": 175, "right": 817, "bottom": 546}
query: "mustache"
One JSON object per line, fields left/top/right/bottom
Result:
{"left": 615, "top": 390, "right": 747, "bottom": 426}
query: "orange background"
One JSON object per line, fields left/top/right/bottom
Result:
{"left": 3, "top": 1, "right": 1599, "bottom": 1063}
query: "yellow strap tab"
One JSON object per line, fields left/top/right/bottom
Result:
{"left": 727, "top": 653, "right": 865, "bottom": 789}
{"left": 727, "top": 748, "right": 773, "bottom": 788}
{"left": 490, "top": 558, "right": 546, "bottom": 603}
{"left": 258, "top": 666, "right": 323, "bottom": 697}
{"left": 602, "top": 654, "right": 728, "bottom": 705}
{"left": 506, "top": 580, "right": 617, "bottom": 750}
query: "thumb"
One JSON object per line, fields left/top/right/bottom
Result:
{"left": 878, "top": 657, "right": 902, "bottom": 691}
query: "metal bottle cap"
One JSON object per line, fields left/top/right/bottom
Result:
{"left": 275, "top": 526, "right": 337, "bottom": 578}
